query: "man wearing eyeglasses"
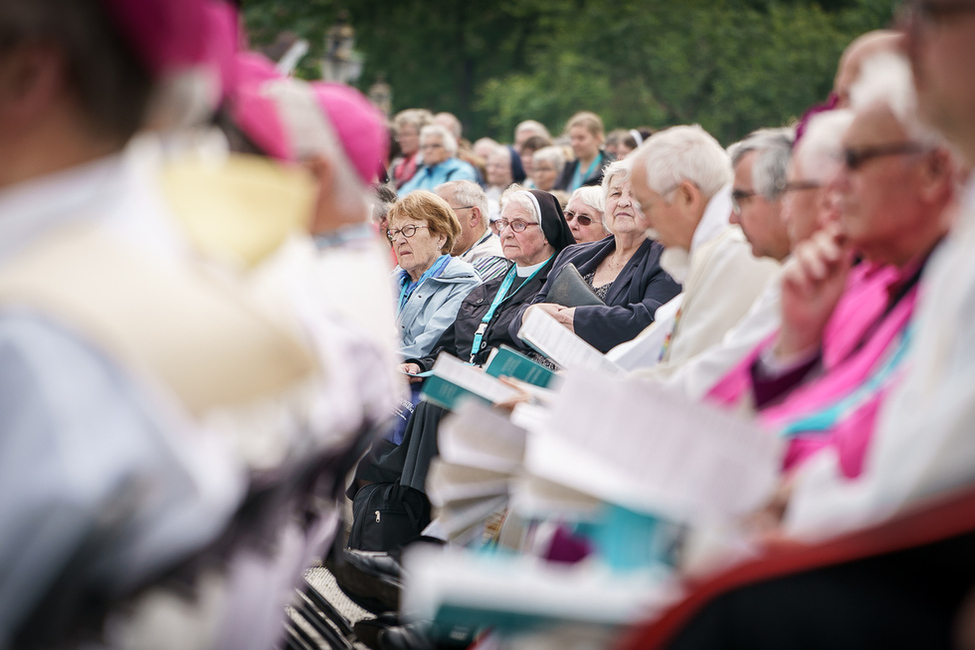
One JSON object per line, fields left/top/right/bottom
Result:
{"left": 782, "top": 0, "right": 975, "bottom": 537}
{"left": 436, "top": 180, "right": 508, "bottom": 281}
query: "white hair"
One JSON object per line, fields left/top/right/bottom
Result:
{"left": 632, "top": 125, "right": 733, "bottom": 202}
{"left": 572, "top": 185, "right": 605, "bottom": 216}
{"left": 795, "top": 109, "right": 855, "bottom": 184}
{"left": 850, "top": 52, "right": 944, "bottom": 148}
{"left": 600, "top": 158, "right": 634, "bottom": 198}
{"left": 532, "top": 145, "right": 566, "bottom": 175}
{"left": 499, "top": 184, "right": 540, "bottom": 223}
{"left": 728, "top": 127, "right": 795, "bottom": 200}
{"left": 264, "top": 78, "right": 368, "bottom": 217}
{"left": 420, "top": 124, "right": 458, "bottom": 156}
{"left": 436, "top": 180, "right": 489, "bottom": 227}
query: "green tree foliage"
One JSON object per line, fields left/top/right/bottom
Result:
{"left": 242, "top": 0, "right": 895, "bottom": 145}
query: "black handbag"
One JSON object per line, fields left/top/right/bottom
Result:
{"left": 347, "top": 482, "right": 431, "bottom": 552}
{"left": 546, "top": 262, "right": 605, "bottom": 307}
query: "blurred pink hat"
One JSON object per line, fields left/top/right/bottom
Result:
{"left": 309, "top": 82, "right": 388, "bottom": 185}
{"left": 98, "top": 0, "right": 219, "bottom": 78}
{"left": 229, "top": 52, "right": 294, "bottom": 162}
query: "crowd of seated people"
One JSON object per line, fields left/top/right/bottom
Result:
{"left": 7, "top": 1, "right": 975, "bottom": 648}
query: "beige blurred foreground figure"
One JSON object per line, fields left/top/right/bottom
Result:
{"left": 0, "top": 1, "right": 396, "bottom": 649}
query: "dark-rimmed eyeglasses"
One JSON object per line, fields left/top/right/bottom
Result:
{"left": 731, "top": 189, "right": 757, "bottom": 215}
{"left": 387, "top": 224, "right": 429, "bottom": 241}
{"left": 450, "top": 205, "right": 474, "bottom": 213}
{"left": 496, "top": 220, "right": 539, "bottom": 233}
{"left": 563, "top": 211, "right": 597, "bottom": 226}
{"left": 838, "top": 143, "right": 927, "bottom": 170}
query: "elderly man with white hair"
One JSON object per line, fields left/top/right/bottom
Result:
{"left": 436, "top": 180, "right": 508, "bottom": 281}
{"left": 399, "top": 124, "right": 478, "bottom": 195}
{"left": 657, "top": 112, "right": 854, "bottom": 401}
{"left": 623, "top": 125, "right": 780, "bottom": 378}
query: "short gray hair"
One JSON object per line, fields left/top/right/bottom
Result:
{"left": 515, "top": 120, "right": 551, "bottom": 141}
{"left": 533, "top": 145, "right": 567, "bottom": 175}
{"left": 728, "top": 127, "right": 795, "bottom": 201}
{"left": 794, "top": 109, "right": 855, "bottom": 184}
{"left": 420, "top": 124, "right": 458, "bottom": 156}
{"left": 573, "top": 186, "right": 605, "bottom": 215}
{"left": 499, "top": 184, "right": 540, "bottom": 223}
{"left": 600, "top": 158, "right": 634, "bottom": 198}
{"left": 436, "top": 180, "right": 489, "bottom": 227}
{"left": 631, "top": 125, "right": 732, "bottom": 203}
{"left": 850, "top": 51, "right": 944, "bottom": 148}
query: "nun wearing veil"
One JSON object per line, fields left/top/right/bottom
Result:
{"left": 348, "top": 188, "right": 574, "bottom": 546}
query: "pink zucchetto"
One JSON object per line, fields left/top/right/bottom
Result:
{"left": 309, "top": 82, "right": 389, "bottom": 186}
{"left": 98, "top": 0, "right": 216, "bottom": 78}
{"left": 229, "top": 52, "right": 294, "bottom": 161}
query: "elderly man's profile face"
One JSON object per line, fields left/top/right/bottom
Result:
{"left": 730, "top": 151, "right": 791, "bottom": 260}
{"left": 830, "top": 105, "right": 933, "bottom": 263}
{"left": 781, "top": 156, "right": 827, "bottom": 247}
{"left": 420, "top": 135, "right": 449, "bottom": 166}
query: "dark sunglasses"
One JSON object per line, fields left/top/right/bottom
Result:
{"left": 564, "top": 211, "right": 596, "bottom": 226}
{"left": 839, "top": 142, "right": 927, "bottom": 170}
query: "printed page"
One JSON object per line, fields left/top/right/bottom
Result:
{"left": 438, "top": 401, "right": 528, "bottom": 473}
{"left": 606, "top": 295, "right": 684, "bottom": 372}
{"left": 427, "top": 459, "right": 511, "bottom": 506}
{"left": 517, "top": 308, "right": 625, "bottom": 376}
{"left": 524, "top": 370, "right": 781, "bottom": 524}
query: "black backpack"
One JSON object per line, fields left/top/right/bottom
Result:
{"left": 347, "top": 482, "right": 431, "bottom": 552}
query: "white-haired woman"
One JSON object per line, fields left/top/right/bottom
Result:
{"left": 398, "top": 124, "right": 478, "bottom": 196}
{"left": 531, "top": 145, "right": 566, "bottom": 192}
{"left": 564, "top": 185, "right": 610, "bottom": 243}
{"left": 516, "top": 159, "right": 681, "bottom": 353}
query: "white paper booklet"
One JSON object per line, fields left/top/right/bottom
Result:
{"left": 517, "top": 308, "right": 625, "bottom": 376}
{"left": 438, "top": 401, "right": 528, "bottom": 474}
{"left": 524, "top": 370, "right": 782, "bottom": 524}
{"left": 606, "top": 294, "right": 684, "bottom": 372}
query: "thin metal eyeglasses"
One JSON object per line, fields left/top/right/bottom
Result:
{"left": 387, "top": 224, "right": 430, "bottom": 241}
{"left": 563, "top": 211, "right": 596, "bottom": 226}
{"left": 496, "top": 220, "right": 539, "bottom": 233}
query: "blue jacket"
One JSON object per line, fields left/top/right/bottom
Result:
{"left": 396, "top": 256, "right": 482, "bottom": 360}
{"left": 398, "top": 157, "right": 478, "bottom": 196}
{"left": 511, "top": 236, "right": 681, "bottom": 353}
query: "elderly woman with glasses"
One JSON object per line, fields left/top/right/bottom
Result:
{"left": 531, "top": 145, "right": 566, "bottom": 192}
{"left": 398, "top": 124, "right": 479, "bottom": 196}
{"left": 401, "top": 187, "right": 575, "bottom": 376}
{"left": 355, "top": 189, "right": 574, "bottom": 549}
{"left": 564, "top": 185, "right": 611, "bottom": 243}
{"left": 388, "top": 191, "right": 482, "bottom": 360}
{"left": 515, "top": 158, "right": 682, "bottom": 353}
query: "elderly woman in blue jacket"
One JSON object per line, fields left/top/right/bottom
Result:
{"left": 390, "top": 190, "right": 482, "bottom": 359}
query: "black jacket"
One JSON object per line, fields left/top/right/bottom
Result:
{"left": 511, "top": 236, "right": 681, "bottom": 353}
{"left": 409, "top": 257, "right": 555, "bottom": 370}
{"left": 555, "top": 150, "right": 615, "bottom": 191}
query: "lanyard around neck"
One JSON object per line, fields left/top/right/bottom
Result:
{"left": 469, "top": 257, "right": 551, "bottom": 363}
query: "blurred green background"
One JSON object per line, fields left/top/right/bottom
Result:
{"left": 242, "top": 0, "right": 896, "bottom": 145}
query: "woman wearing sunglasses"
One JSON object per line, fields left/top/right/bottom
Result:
{"left": 564, "top": 185, "right": 611, "bottom": 243}
{"left": 388, "top": 191, "right": 482, "bottom": 360}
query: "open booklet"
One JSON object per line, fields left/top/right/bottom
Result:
{"left": 525, "top": 370, "right": 782, "bottom": 525}
{"left": 517, "top": 307, "right": 626, "bottom": 376}
{"left": 420, "top": 351, "right": 557, "bottom": 411}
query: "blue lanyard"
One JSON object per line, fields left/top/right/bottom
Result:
{"left": 399, "top": 254, "right": 450, "bottom": 313}
{"left": 469, "top": 258, "right": 550, "bottom": 363}
{"left": 571, "top": 153, "right": 603, "bottom": 191}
